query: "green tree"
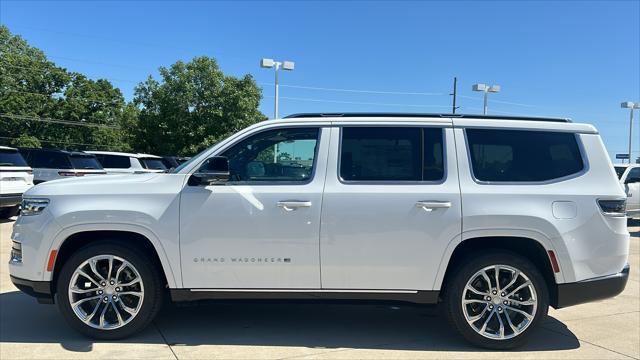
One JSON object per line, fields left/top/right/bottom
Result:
{"left": 10, "top": 134, "right": 41, "bottom": 148}
{"left": 0, "top": 25, "right": 135, "bottom": 151}
{"left": 134, "top": 56, "right": 266, "bottom": 156}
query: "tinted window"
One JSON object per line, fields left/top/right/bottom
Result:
{"left": 97, "top": 154, "right": 131, "bottom": 169}
{"left": 24, "top": 150, "right": 72, "bottom": 169}
{"left": 220, "top": 127, "right": 319, "bottom": 182}
{"left": 0, "top": 150, "right": 28, "bottom": 167}
{"left": 466, "top": 129, "right": 584, "bottom": 182}
{"left": 615, "top": 166, "right": 627, "bottom": 179}
{"left": 140, "top": 158, "right": 167, "bottom": 170}
{"left": 70, "top": 155, "right": 103, "bottom": 170}
{"left": 340, "top": 127, "right": 444, "bottom": 182}
{"left": 627, "top": 168, "right": 640, "bottom": 181}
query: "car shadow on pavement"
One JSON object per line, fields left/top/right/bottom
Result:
{"left": 1, "top": 290, "right": 580, "bottom": 353}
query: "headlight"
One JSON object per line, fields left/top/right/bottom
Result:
{"left": 21, "top": 198, "right": 50, "bottom": 216}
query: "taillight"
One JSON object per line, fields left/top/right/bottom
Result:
{"left": 597, "top": 199, "right": 626, "bottom": 217}
{"left": 58, "top": 171, "right": 84, "bottom": 177}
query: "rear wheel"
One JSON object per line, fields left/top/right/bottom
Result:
{"left": 444, "top": 251, "right": 549, "bottom": 349}
{"left": 56, "top": 241, "right": 164, "bottom": 339}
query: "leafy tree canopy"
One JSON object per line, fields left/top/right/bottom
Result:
{"left": 1, "top": 26, "right": 266, "bottom": 156}
{"left": 134, "top": 56, "right": 266, "bottom": 156}
{"left": 1, "top": 25, "right": 135, "bottom": 151}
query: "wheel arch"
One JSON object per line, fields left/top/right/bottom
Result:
{"left": 436, "top": 235, "right": 559, "bottom": 307}
{"left": 49, "top": 227, "right": 178, "bottom": 291}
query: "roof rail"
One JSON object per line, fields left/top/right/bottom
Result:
{"left": 284, "top": 112, "right": 572, "bottom": 123}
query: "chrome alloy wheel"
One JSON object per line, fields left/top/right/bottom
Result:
{"left": 461, "top": 264, "right": 538, "bottom": 340}
{"left": 68, "top": 255, "right": 144, "bottom": 330}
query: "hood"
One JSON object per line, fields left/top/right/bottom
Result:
{"left": 25, "top": 173, "right": 163, "bottom": 197}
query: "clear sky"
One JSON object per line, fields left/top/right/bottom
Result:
{"left": 1, "top": 0, "right": 639, "bottom": 161}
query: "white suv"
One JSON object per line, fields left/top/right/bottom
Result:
{"left": 614, "top": 164, "right": 640, "bottom": 218}
{"left": 10, "top": 113, "right": 630, "bottom": 349}
{"left": 87, "top": 151, "right": 167, "bottom": 174}
{"left": 0, "top": 146, "right": 33, "bottom": 218}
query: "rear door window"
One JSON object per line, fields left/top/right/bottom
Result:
{"left": 0, "top": 150, "right": 29, "bottom": 167}
{"left": 466, "top": 129, "right": 584, "bottom": 182}
{"left": 339, "top": 127, "right": 444, "bottom": 182}
{"left": 100, "top": 155, "right": 131, "bottom": 169}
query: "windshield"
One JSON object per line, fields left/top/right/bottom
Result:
{"left": 70, "top": 155, "right": 103, "bottom": 170}
{"left": 140, "top": 158, "right": 167, "bottom": 170}
{"left": 614, "top": 166, "right": 626, "bottom": 179}
{"left": 0, "top": 150, "right": 29, "bottom": 167}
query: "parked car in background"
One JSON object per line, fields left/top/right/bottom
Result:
{"left": 19, "top": 148, "right": 106, "bottom": 184}
{"left": 0, "top": 146, "right": 33, "bottom": 218}
{"left": 11, "top": 113, "right": 629, "bottom": 349}
{"left": 162, "top": 156, "right": 191, "bottom": 170}
{"left": 87, "top": 151, "right": 167, "bottom": 174}
{"left": 614, "top": 164, "right": 640, "bottom": 218}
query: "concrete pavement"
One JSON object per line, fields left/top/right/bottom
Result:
{"left": 1, "top": 218, "right": 638, "bottom": 359}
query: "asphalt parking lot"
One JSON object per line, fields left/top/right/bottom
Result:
{"left": 0, "top": 218, "right": 638, "bottom": 359}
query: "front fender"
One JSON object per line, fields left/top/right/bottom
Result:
{"left": 46, "top": 222, "right": 180, "bottom": 288}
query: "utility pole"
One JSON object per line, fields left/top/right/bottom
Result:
{"left": 451, "top": 77, "right": 459, "bottom": 114}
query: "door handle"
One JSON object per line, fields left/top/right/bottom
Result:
{"left": 416, "top": 200, "right": 452, "bottom": 212}
{"left": 277, "top": 201, "right": 312, "bottom": 212}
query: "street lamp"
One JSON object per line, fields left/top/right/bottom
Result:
{"left": 472, "top": 83, "right": 501, "bottom": 115}
{"left": 261, "top": 58, "right": 295, "bottom": 119}
{"left": 621, "top": 101, "right": 640, "bottom": 164}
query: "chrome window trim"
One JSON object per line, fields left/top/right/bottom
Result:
{"left": 463, "top": 128, "right": 590, "bottom": 185}
{"left": 336, "top": 125, "right": 449, "bottom": 186}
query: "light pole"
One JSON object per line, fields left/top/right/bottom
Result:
{"left": 260, "top": 58, "right": 295, "bottom": 119}
{"left": 621, "top": 101, "right": 640, "bottom": 164}
{"left": 472, "top": 83, "right": 501, "bottom": 115}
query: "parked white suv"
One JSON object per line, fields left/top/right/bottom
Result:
{"left": 87, "top": 151, "right": 167, "bottom": 174}
{"left": 614, "top": 164, "right": 640, "bottom": 218}
{"left": 0, "top": 146, "right": 33, "bottom": 218}
{"left": 10, "top": 113, "right": 630, "bottom": 349}
{"left": 19, "top": 148, "right": 106, "bottom": 183}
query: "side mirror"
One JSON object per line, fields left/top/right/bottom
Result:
{"left": 189, "top": 156, "right": 230, "bottom": 186}
{"left": 625, "top": 177, "right": 640, "bottom": 184}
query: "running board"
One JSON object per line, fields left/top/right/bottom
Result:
{"left": 169, "top": 289, "right": 439, "bottom": 304}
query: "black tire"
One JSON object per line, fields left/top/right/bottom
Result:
{"left": 56, "top": 241, "right": 164, "bottom": 340}
{"left": 0, "top": 205, "right": 19, "bottom": 219}
{"left": 444, "top": 251, "right": 549, "bottom": 349}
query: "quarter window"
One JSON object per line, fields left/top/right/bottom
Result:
{"left": 466, "top": 129, "right": 584, "bottom": 182}
{"left": 340, "top": 127, "right": 445, "bottom": 182}
{"left": 220, "top": 127, "right": 319, "bottom": 183}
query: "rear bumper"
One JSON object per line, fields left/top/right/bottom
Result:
{"left": 0, "top": 194, "right": 22, "bottom": 207}
{"left": 554, "top": 264, "right": 629, "bottom": 308}
{"left": 10, "top": 275, "right": 53, "bottom": 304}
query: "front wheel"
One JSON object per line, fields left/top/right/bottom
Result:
{"left": 56, "top": 241, "right": 164, "bottom": 339}
{"left": 444, "top": 251, "right": 549, "bottom": 349}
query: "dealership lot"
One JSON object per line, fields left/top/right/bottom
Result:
{"left": 1, "top": 219, "right": 638, "bottom": 359}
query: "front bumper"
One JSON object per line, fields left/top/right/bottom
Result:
{"left": 554, "top": 264, "right": 630, "bottom": 308}
{"left": 0, "top": 193, "right": 22, "bottom": 207}
{"left": 10, "top": 276, "right": 53, "bottom": 304}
